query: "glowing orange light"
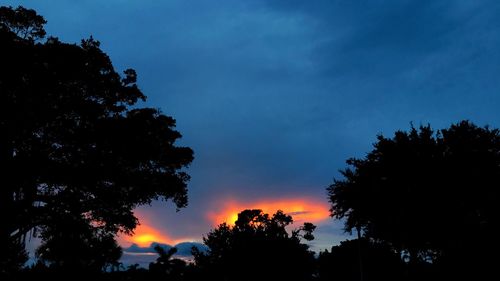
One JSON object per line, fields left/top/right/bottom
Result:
{"left": 117, "top": 209, "right": 202, "bottom": 249}
{"left": 132, "top": 224, "right": 172, "bottom": 247}
{"left": 207, "top": 197, "right": 330, "bottom": 226}
{"left": 117, "top": 209, "right": 174, "bottom": 247}
{"left": 134, "top": 234, "right": 160, "bottom": 246}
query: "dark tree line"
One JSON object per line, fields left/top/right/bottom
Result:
{"left": 2, "top": 5, "right": 498, "bottom": 281}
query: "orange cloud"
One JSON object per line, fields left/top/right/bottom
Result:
{"left": 118, "top": 210, "right": 175, "bottom": 247}
{"left": 207, "top": 197, "right": 331, "bottom": 226}
{"left": 130, "top": 224, "right": 173, "bottom": 247}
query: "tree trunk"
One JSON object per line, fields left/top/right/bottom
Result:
{"left": 357, "top": 226, "right": 364, "bottom": 281}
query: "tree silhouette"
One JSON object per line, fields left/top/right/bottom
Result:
{"left": 328, "top": 121, "right": 500, "bottom": 278}
{"left": 0, "top": 6, "right": 46, "bottom": 41}
{"left": 35, "top": 213, "right": 122, "bottom": 272}
{"left": 149, "top": 246, "right": 187, "bottom": 280}
{"left": 194, "top": 209, "right": 316, "bottom": 281}
{"left": 0, "top": 5, "right": 193, "bottom": 273}
{"left": 318, "top": 238, "right": 405, "bottom": 281}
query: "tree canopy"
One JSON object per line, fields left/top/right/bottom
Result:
{"left": 0, "top": 5, "right": 193, "bottom": 273}
{"left": 328, "top": 121, "right": 500, "bottom": 277}
{"left": 318, "top": 238, "right": 404, "bottom": 281}
{"left": 0, "top": 6, "right": 46, "bottom": 41}
{"left": 194, "top": 209, "right": 316, "bottom": 281}
{"left": 149, "top": 245, "right": 188, "bottom": 280}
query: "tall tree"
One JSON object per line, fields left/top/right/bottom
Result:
{"left": 328, "top": 121, "right": 500, "bottom": 278}
{"left": 0, "top": 5, "right": 193, "bottom": 273}
{"left": 194, "top": 209, "right": 316, "bottom": 281}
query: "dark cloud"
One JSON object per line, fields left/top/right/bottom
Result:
{"left": 121, "top": 241, "right": 208, "bottom": 266}
{"left": 125, "top": 243, "right": 161, "bottom": 254}
{"left": 10, "top": 0, "right": 500, "bottom": 257}
{"left": 124, "top": 242, "right": 207, "bottom": 256}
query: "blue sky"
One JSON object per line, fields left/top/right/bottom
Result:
{"left": 9, "top": 0, "right": 500, "bottom": 261}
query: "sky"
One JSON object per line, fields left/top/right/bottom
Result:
{"left": 9, "top": 0, "right": 500, "bottom": 264}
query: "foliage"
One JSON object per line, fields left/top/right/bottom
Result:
{"left": 328, "top": 121, "right": 500, "bottom": 276}
{"left": 0, "top": 6, "right": 46, "bottom": 41}
{"left": 194, "top": 209, "right": 316, "bottom": 281}
{"left": 35, "top": 213, "right": 122, "bottom": 272}
{"left": 318, "top": 238, "right": 404, "bottom": 281}
{"left": 149, "top": 246, "right": 187, "bottom": 280}
{"left": 0, "top": 5, "right": 193, "bottom": 273}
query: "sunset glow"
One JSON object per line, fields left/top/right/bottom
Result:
{"left": 129, "top": 223, "right": 172, "bottom": 247}
{"left": 118, "top": 197, "right": 331, "bottom": 248}
{"left": 208, "top": 197, "right": 331, "bottom": 226}
{"left": 117, "top": 210, "right": 176, "bottom": 247}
